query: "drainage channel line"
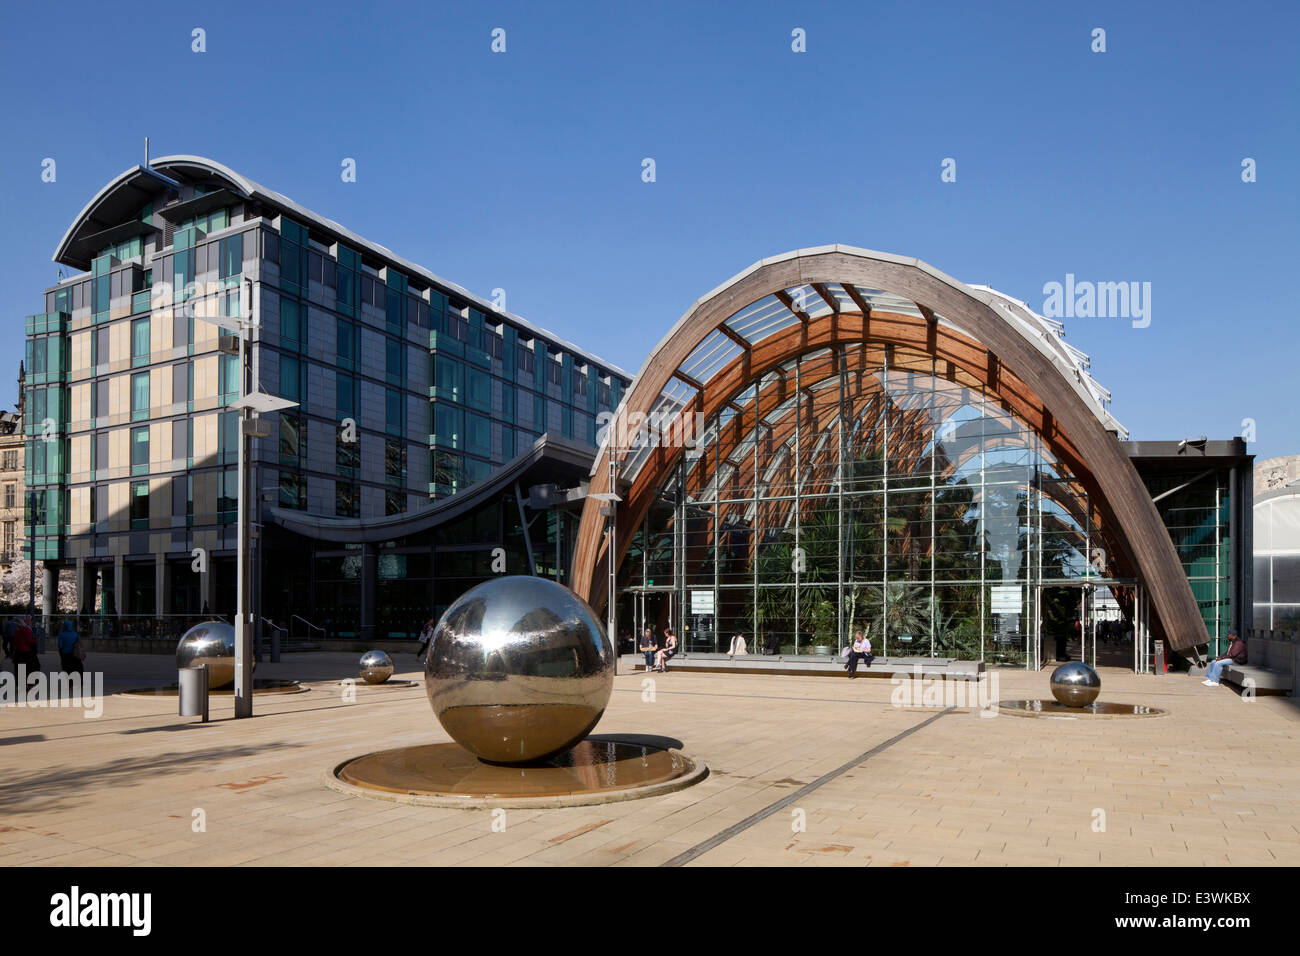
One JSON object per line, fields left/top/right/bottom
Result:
{"left": 659, "top": 707, "right": 956, "bottom": 867}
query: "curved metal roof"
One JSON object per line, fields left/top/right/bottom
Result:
{"left": 52, "top": 155, "right": 630, "bottom": 380}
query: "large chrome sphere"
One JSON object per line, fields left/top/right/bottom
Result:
{"left": 359, "top": 650, "right": 394, "bottom": 684}
{"left": 176, "top": 621, "right": 250, "bottom": 690}
{"left": 1050, "top": 661, "right": 1101, "bottom": 708}
{"left": 425, "top": 576, "right": 614, "bottom": 764}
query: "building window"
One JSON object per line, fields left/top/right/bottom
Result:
{"left": 467, "top": 412, "right": 491, "bottom": 457}
{"left": 384, "top": 439, "right": 406, "bottom": 483}
{"left": 3, "top": 484, "right": 12, "bottom": 508}
{"left": 279, "top": 415, "right": 304, "bottom": 465}
{"left": 220, "top": 353, "right": 240, "bottom": 401}
{"left": 336, "top": 431, "right": 360, "bottom": 476}
{"left": 131, "top": 426, "right": 150, "bottom": 475}
{"left": 433, "top": 405, "right": 462, "bottom": 450}
{"left": 385, "top": 489, "right": 405, "bottom": 516}
{"left": 279, "top": 354, "right": 301, "bottom": 403}
{"left": 281, "top": 297, "right": 302, "bottom": 347}
{"left": 218, "top": 470, "right": 238, "bottom": 524}
{"left": 130, "top": 480, "right": 149, "bottom": 529}
{"left": 219, "top": 233, "right": 243, "bottom": 279}
{"left": 517, "top": 343, "right": 535, "bottom": 373}
{"left": 466, "top": 368, "right": 491, "bottom": 412}
{"left": 1, "top": 452, "right": 16, "bottom": 471}
{"left": 433, "top": 355, "right": 462, "bottom": 402}
{"left": 131, "top": 371, "right": 150, "bottom": 420}
{"left": 337, "top": 319, "right": 356, "bottom": 368}
{"left": 385, "top": 336, "right": 403, "bottom": 383}
{"left": 279, "top": 471, "right": 306, "bottom": 510}
{"left": 220, "top": 410, "right": 239, "bottom": 458}
{"left": 385, "top": 388, "right": 403, "bottom": 436}
{"left": 336, "top": 373, "right": 356, "bottom": 419}
{"left": 132, "top": 318, "right": 151, "bottom": 366}
{"left": 335, "top": 481, "right": 360, "bottom": 518}
{"left": 2, "top": 522, "right": 12, "bottom": 558}
{"left": 432, "top": 450, "right": 463, "bottom": 497}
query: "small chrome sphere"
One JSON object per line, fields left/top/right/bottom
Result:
{"left": 1050, "top": 660, "right": 1101, "bottom": 708}
{"left": 176, "top": 621, "right": 250, "bottom": 690}
{"left": 425, "top": 576, "right": 614, "bottom": 764}
{"left": 359, "top": 650, "right": 394, "bottom": 684}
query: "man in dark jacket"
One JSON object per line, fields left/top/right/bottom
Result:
{"left": 1203, "top": 629, "right": 1246, "bottom": 686}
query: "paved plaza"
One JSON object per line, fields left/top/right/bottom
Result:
{"left": 1, "top": 652, "right": 1297, "bottom": 867}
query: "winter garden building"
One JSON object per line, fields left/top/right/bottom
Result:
{"left": 572, "top": 247, "right": 1252, "bottom": 671}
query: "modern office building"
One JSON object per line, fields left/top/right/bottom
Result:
{"left": 1253, "top": 454, "right": 1300, "bottom": 630}
{"left": 572, "top": 247, "right": 1251, "bottom": 670}
{"left": 26, "top": 155, "right": 629, "bottom": 628}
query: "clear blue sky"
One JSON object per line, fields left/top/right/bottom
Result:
{"left": 1, "top": 0, "right": 1296, "bottom": 460}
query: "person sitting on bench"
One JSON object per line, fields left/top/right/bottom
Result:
{"left": 728, "top": 629, "right": 747, "bottom": 655}
{"left": 1203, "top": 629, "right": 1246, "bottom": 686}
{"left": 639, "top": 626, "right": 659, "bottom": 671}
{"left": 655, "top": 627, "right": 678, "bottom": 672}
{"left": 845, "top": 629, "right": 874, "bottom": 678}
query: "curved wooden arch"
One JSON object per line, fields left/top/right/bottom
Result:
{"left": 651, "top": 343, "right": 1126, "bottom": 594}
{"left": 574, "top": 247, "right": 1205, "bottom": 651}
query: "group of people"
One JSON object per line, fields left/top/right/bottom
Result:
{"left": 638, "top": 626, "right": 678, "bottom": 672}
{"left": 2, "top": 617, "right": 86, "bottom": 688}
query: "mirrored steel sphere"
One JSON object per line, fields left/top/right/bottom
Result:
{"left": 176, "top": 621, "right": 250, "bottom": 690}
{"left": 1050, "top": 660, "right": 1101, "bottom": 708}
{"left": 425, "top": 576, "right": 614, "bottom": 764}
{"left": 359, "top": 650, "right": 394, "bottom": 684}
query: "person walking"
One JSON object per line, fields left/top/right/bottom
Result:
{"left": 57, "top": 620, "right": 84, "bottom": 675}
{"left": 12, "top": 616, "right": 40, "bottom": 696}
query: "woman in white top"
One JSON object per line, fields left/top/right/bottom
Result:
{"left": 846, "top": 630, "right": 873, "bottom": 678}
{"left": 727, "top": 630, "right": 747, "bottom": 655}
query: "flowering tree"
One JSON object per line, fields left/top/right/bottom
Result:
{"left": 0, "top": 561, "right": 77, "bottom": 613}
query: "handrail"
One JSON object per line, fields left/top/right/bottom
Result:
{"left": 290, "top": 614, "right": 325, "bottom": 642}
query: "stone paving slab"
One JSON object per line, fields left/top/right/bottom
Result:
{"left": 1, "top": 652, "right": 1298, "bottom": 866}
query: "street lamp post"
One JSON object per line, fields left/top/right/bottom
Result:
{"left": 591, "top": 448, "right": 622, "bottom": 675}
{"left": 202, "top": 278, "right": 297, "bottom": 718}
{"left": 27, "top": 491, "right": 36, "bottom": 625}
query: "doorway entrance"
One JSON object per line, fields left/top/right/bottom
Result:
{"left": 1036, "top": 578, "right": 1149, "bottom": 672}
{"left": 627, "top": 588, "right": 675, "bottom": 653}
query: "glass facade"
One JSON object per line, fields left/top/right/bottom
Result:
{"left": 29, "top": 159, "right": 629, "bottom": 619}
{"left": 1254, "top": 492, "right": 1300, "bottom": 630}
{"left": 618, "top": 342, "right": 1110, "bottom": 665}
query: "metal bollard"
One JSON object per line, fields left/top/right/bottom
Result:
{"left": 179, "top": 665, "right": 209, "bottom": 722}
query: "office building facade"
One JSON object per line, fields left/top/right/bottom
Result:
{"left": 27, "top": 155, "right": 628, "bottom": 622}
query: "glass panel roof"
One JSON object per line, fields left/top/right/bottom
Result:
{"left": 725, "top": 294, "right": 799, "bottom": 345}
{"left": 680, "top": 329, "right": 743, "bottom": 383}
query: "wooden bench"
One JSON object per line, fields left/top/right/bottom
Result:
{"left": 1218, "top": 630, "right": 1296, "bottom": 696}
{"left": 620, "top": 653, "right": 985, "bottom": 680}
